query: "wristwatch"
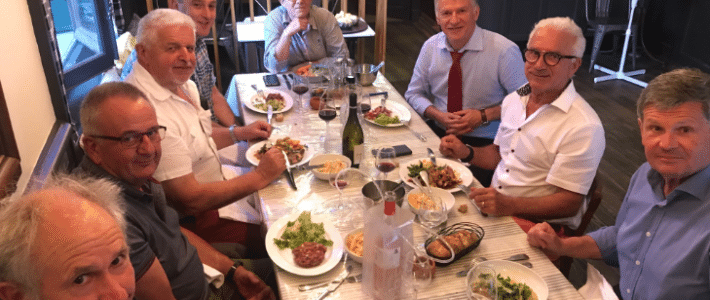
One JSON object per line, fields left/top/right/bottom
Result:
{"left": 479, "top": 109, "right": 489, "bottom": 125}
{"left": 461, "top": 145, "right": 475, "bottom": 163}
{"left": 225, "top": 261, "right": 244, "bottom": 283}
{"left": 228, "top": 124, "right": 239, "bottom": 143}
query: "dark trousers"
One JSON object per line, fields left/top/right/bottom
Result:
{"left": 426, "top": 120, "right": 495, "bottom": 187}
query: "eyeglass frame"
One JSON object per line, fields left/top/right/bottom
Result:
{"left": 524, "top": 48, "right": 578, "bottom": 66}
{"left": 89, "top": 126, "right": 167, "bottom": 148}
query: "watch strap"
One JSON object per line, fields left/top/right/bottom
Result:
{"left": 479, "top": 109, "right": 489, "bottom": 125}
{"left": 225, "top": 260, "right": 243, "bottom": 283}
{"left": 462, "top": 145, "right": 475, "bottom": 163}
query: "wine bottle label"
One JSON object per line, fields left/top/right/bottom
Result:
{"left": 353, "top": 144, "right": 364, "bottom": 165}
{"left": 375, "top": 246, "right": 400, "bottom": 269}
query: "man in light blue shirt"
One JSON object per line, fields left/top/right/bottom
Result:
{"left": 405, "top": 0, "right": 526, "bottom": 186}
{"left": 528, "top": 68, "right": 710, "bottom": 299}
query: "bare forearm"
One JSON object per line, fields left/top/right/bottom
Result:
{"left": 212, "top": 123, "right": 235, "bottom": 149}
{"left": 211, "top": 87, "right": 237, "bottom": 127}
{"left": 274, "top": 33, "right": 294, "bottom": 63}
{"left": 181, "top": 227, "right": 234, "bottom": 274}
{"left": 560, "top": 235, "right": 602, "bottom": 259}
{"left": 482, "top": 105, "right": 501, "bottom": 122}
{"left": 506, "top": 190, "right": 584, "bottom": 220}
{"left": 469, "top": 144, "right": 501, "bottom": 170}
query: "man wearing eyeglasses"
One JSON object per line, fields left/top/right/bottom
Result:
{"left": 405, "top": 0, "right": 527, "bottom": 187}
{"left": 77, "top": 81, "right": 276, "bottom": 300}
{"left": 440, "top": 17, "right": 605, "bottom": 237}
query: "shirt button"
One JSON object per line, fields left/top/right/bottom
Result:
{"left": 636, "top": 260, "right": 640, "bottom": 265}
{"left": 627, "top": 289, "right": 631, "bottom": 294}
{"left": 498, "top": 186, "right": 502, "bottom": 189}
{"left": 517, "top": 128, "right": 521, "bottom": 131}
{"left": 511, "top": 149, "right": 515, "bottom": 153}
{"left": 506, "top": 169, "right": 510, "bottom": 173}
{"left": 646, "top": 231, "right": 651, "bottom": 237}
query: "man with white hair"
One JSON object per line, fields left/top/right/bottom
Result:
{"left": 405, "top": 0, "right": 527, "bottom": 187}
{"left": 125, "top": 9, "right": 286, "bottom": 250}
{"left": 440, "top": 17, "right": 605, "bottom": 236}
{"left": 0, "top": 175, "right": 136, "bottom": 300}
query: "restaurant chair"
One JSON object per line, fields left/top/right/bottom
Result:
{"left": 558, "top": 173, "right": 603, "bottom": 277}
{"left": 584, "top": 0, "right": 640, "bottom": 72}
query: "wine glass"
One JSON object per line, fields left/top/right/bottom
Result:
{"left": 292, "top": 75, "right": 309, "bottom": 112}
{"left": 411, "top": 252, "right": 436, "bottom": 299}
{"left": 318, "top": 97, "right": 337, "bottom": 152}
{"left": 466, "top": 265, "right": 497, "bottom": 300}
{"left": 375, "top": 147, "right": 396, "bottom": 180}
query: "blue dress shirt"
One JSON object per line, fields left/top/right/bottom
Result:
{"left": 589, "top": 162, "right": 710, "bottom": 300}
{"left": 404, "top": 27, "right": 527, "bottom": 139}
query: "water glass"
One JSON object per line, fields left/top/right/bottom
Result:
{"left": 466, "top": 265, "right": 497, "bottom": 300}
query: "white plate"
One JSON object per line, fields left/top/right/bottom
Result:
{"left": 309, "top": 153, "right": 352, "bottom": 181}
{"left": 245, "top": 89, "right": 293, "bottom": 114}
{"left": 245, "top": 138, "right": 314, "bottom": 167}
{"left": 265, "top": 212, "right": 344, "bottom": 276}
{"left": 363, "top": 99, "right": 412, "bottom": 127}
{"left": 468, "top": 260, "right": 549, "bottom": 300}
{"left": 399, "top": 158, "right": 473, "bottom": 192}
{"left": 404, "top": 187, "right": 456, "bottom": 214}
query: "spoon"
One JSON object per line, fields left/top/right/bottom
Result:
{"left": 371, "top": 61, "right": 385, "bottom": 73}
{"left": 427, "top": 148, "right": 437, "bottom": 167}
{"left": 418, "top": 170, "right": 434, "bottom": 196}
{"left": 455, "top": 254, "right": 532, "bottom": 277}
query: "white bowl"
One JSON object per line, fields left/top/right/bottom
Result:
{"left": 405, "top": 187, "right": 456, "bottom": 215}
{"left": 309, "top": 154, "right": 351, "bottom": 180}
{"left": 344, "top": 227, "right": 364, "bottom": 263}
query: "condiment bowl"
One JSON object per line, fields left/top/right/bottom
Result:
{"left": 352, "top": 64, "right": 378, "bottom": 86}
{"left": 405, "top": 187, "right": 456, "bottom": 215}
{"left": 309, "top": 154, "right": 351, "bottom": 180}
{"left": 345, "top": 227, "right": 364, "bottom": 263}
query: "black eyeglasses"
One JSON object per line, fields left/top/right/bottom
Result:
{"left": 524, "top": 49, "right": 577, "bottom": 66}
{"left": 90, "top": 126, "right": 167, "bottom": 148}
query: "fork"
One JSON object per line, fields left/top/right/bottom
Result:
{"left": 251, "top": 84, "right": 265, "bottom": 98}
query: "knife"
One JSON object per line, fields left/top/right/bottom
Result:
{"left": 317, "top": 264, "right": 352, "bottom": 299}
{"left": 282, "top": 74, "right": 291, "bottom": 89}
{"left": 267, "top": 105, "right": 273, "bottom": 125}
{"left": 458, "top": 184, "right": 486, "bottom": 217}
{"left": 281, "top": 150, "right": 297, "bottom": 190}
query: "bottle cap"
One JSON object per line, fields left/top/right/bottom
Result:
{"left": 345, "top": 75, "right": 356, "bottom": 84}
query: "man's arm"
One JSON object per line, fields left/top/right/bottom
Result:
{"left": 527, "top": 223, "right": 602, "bottom": 259}
{"left": 161, "top": 148, "right": 285, "bottom": 215}
{"left": 471, "top": 186, "right": 584, "bottom": 219}
{"left": 135, "top": 258, "right": 178, "bottom": 300}
{"left": 211, "top": 86, "right": 237, "bottom": 127}
{"left": 439, "top": 135, "right": 501, "bottom": 170}
{"left": 321, "top": 13, "right": 348, "bottom": 58}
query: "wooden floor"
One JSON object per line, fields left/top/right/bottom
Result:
{"left": 360, "top": 14, "right": 671, "bottom": 288}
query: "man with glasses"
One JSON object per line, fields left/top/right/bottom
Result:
{"left": 440, "top": 17, "right": 605, "bottom": 238}
{"left": 77, "top": 82, "right": 276, "bottom": 300}
{"left": 405, "top": 0, "right": 527, "bottom": 187}
{"left": 264, "top": 0, "right": 349, "bottom": 73}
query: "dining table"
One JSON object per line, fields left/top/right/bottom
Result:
{"left": 225, "top": 72, "right": 585, "bottom": 300}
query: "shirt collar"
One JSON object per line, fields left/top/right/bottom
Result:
{"left": 548, "top": 81, "right": 579, "bottom": 113}
{"left": 437, "top": 25, "right": 482, "bottom": 53}
{"left": 78, "top": 157, "right": 153, "bottom": 203}
{"left": 647, "top": 163, "right": 710, "bottom": 202}
{"left": 133, "top": 63, "right": 193, "bottom": 105}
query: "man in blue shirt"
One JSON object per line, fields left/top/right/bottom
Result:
{"left": 405, "top": 0, "right": 527, "bottom": 186}
{"left": 527, "top": 68, "right": 710, "bottom": 299}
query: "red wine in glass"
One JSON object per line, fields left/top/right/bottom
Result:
{"left": 377, "top": 162, "right": 396, "bottom": 173}
{"left": 293, "top": 85, "right": 308, "bottom": 95}
{"left": 318, "top": 109, "right": 337, "bottom": 121}
{"left": 359, "top": 103, "right": 371, "bottom": 113}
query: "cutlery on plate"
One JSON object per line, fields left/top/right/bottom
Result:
{"left": 457, "top": 183, "right": 486, "bottom": 216}
{"left": 281, "top": 150, "right": 297, "bottom": 190}
{"left": 298, "top": 274, "right": 362, "bottom": 291}
{"left": 427, "top": 148, "right": 437, "bottom": 167}
{"left": 418, "top": 170, "right": 435, "bottom": 197}
{"left": 267, "top": 105, "right": 273, "bottom": 125}
{"left": 282, "top": 74, "right": 292, "bottom": 89}
{"left": 455, "top": 254, "right": 533, "bottom": 277}
{"left": 317, "top": 260, "right": 352, "bottom": 299}
{"left": 251, "top": 84, "right": 265, "bottom": 98}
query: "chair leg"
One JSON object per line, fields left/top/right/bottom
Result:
{"left": 589, "top": 25, "right": 607, "bottom": 73}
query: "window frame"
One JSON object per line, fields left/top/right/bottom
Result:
{"left": 0, "top": 81, "right": 21, "bottom": 198}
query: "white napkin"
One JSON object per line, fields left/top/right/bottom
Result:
{"left": 203, "top": 264, "right": 225, "bottom": 288}
{"left": 578, "top": 263, "right": 619, "bottom": 300}
{"left": 216, "top": 164, "right": 262, "bottom": 224}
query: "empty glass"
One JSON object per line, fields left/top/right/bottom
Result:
{"left": 466, "top": 265, "right": 497, "bottom": 300}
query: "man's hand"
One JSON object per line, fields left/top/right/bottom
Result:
{"left": 446, "top": 109, "right": 483, "bottom": 135}
{"left": 527, "top": 222, "right": 565, "bottom": 257}
{"left": 439, "top": 135, "right": 469, "bottom": 159}
{"left": 284, "top": 17, "right": 309, "bottom": 37}
{"left": 232, "top": 267, "right": 276, "bottom": 300}
{"left": 254, "top": 148, "right": 286, "bottom": 182}
{"left": 237, "top": 121, "right": 272, "bottom": 141}
{"left": 470, "top": 187, "right": 514, "bottom": 216}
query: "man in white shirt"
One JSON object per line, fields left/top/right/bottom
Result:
{"left": 440, "top": 17, "right": 605, "bottom": 234}
{"left": 125, "top": 9, "right": 286, "bottom": 250}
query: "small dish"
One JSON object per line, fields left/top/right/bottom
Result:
{"left": 344, "top": 227, "right": 364, "bottom": 263}
{"left": 309, "top": 154, "right": 351, "bottom": 180}
{"left": 405, "top": 187, "right": 456, "bottom": 215}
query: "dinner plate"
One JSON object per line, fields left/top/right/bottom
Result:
{"left": 245, "top": 138, "right": 314, "bottom": 167}
{"left": 291, "top": 62, "right": 329, "bottom": 83}
{"left": 399, "top": 157, "right": 473, "bottom": 192}
{"left": 265, "top": 212, "right": 344, "bottom": 276}
{"left": 469, "top": 260, "right": 549, "bottom": 300}
{"left": 363, "top": 98, "right": 412, "bottom": 127}
{"left": 245, "top": 89, "right": 294, "bottom": 114}
{"left": 340, "top": 18, "right": 368, "bottom": 34}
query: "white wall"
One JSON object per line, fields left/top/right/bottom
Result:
{"left": 0, "top": 1, "right": 57, "bottom": 192}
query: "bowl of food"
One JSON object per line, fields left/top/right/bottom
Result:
{"left": 405, "top": 187, "right": 456, "bottom": 215}
{"left": 352, "top": 64, "right": 378, "bottom": 86}
{"left": 345, "top": 227, "right": 364, "bottom": 263}
{"left": 309, "top": 154, "right": 351, "bottom": 180}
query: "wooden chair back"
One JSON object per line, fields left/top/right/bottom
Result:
{"left": 559, "top": 172, "right": 603, "bottom": 276}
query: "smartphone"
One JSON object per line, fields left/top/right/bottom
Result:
{"left": 372, "top": 144, "right": 412, "bottom": 157}
{"left": 263, "top": 74, "right": 280, "bottom": 87}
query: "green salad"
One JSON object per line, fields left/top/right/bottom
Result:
{"left": 472, "top": 273, "right": 537, "bottom": 300}
{"left": 374, "top": 114, "right": 400, "bottom": 126}
{"left": 274, "top": 212, "right": 333, "bottom": 250}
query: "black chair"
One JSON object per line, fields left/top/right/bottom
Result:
{"left": 585, "top": 0, "right": 640, "bottom": 72}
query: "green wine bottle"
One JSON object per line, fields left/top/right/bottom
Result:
{"left": 342, "top": 93, "right": 364, "bottom": 167}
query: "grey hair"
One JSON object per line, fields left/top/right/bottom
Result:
{"left": 80, "top": 81, "right": 151, "bottom": 136}
{"left": 528, "top": 17, "right": 586, "bottom": 58}
{"left": 435, "top": 0, "right": 478, "bottom": 15}
{"left": 136, "top": 8, "right": 196, "bottom": 48}
{"left": 637, "top": 68, "right": 710, "bottom": 120}
{"left": 0, "top": 173, "right": 126, "bottom": 296}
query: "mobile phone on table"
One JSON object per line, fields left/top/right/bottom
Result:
{"left": 263, "top": 74, "right": 280, "bottom": 87}
{"left": 371, "top": 144, "right": 412, "bottom": 157}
